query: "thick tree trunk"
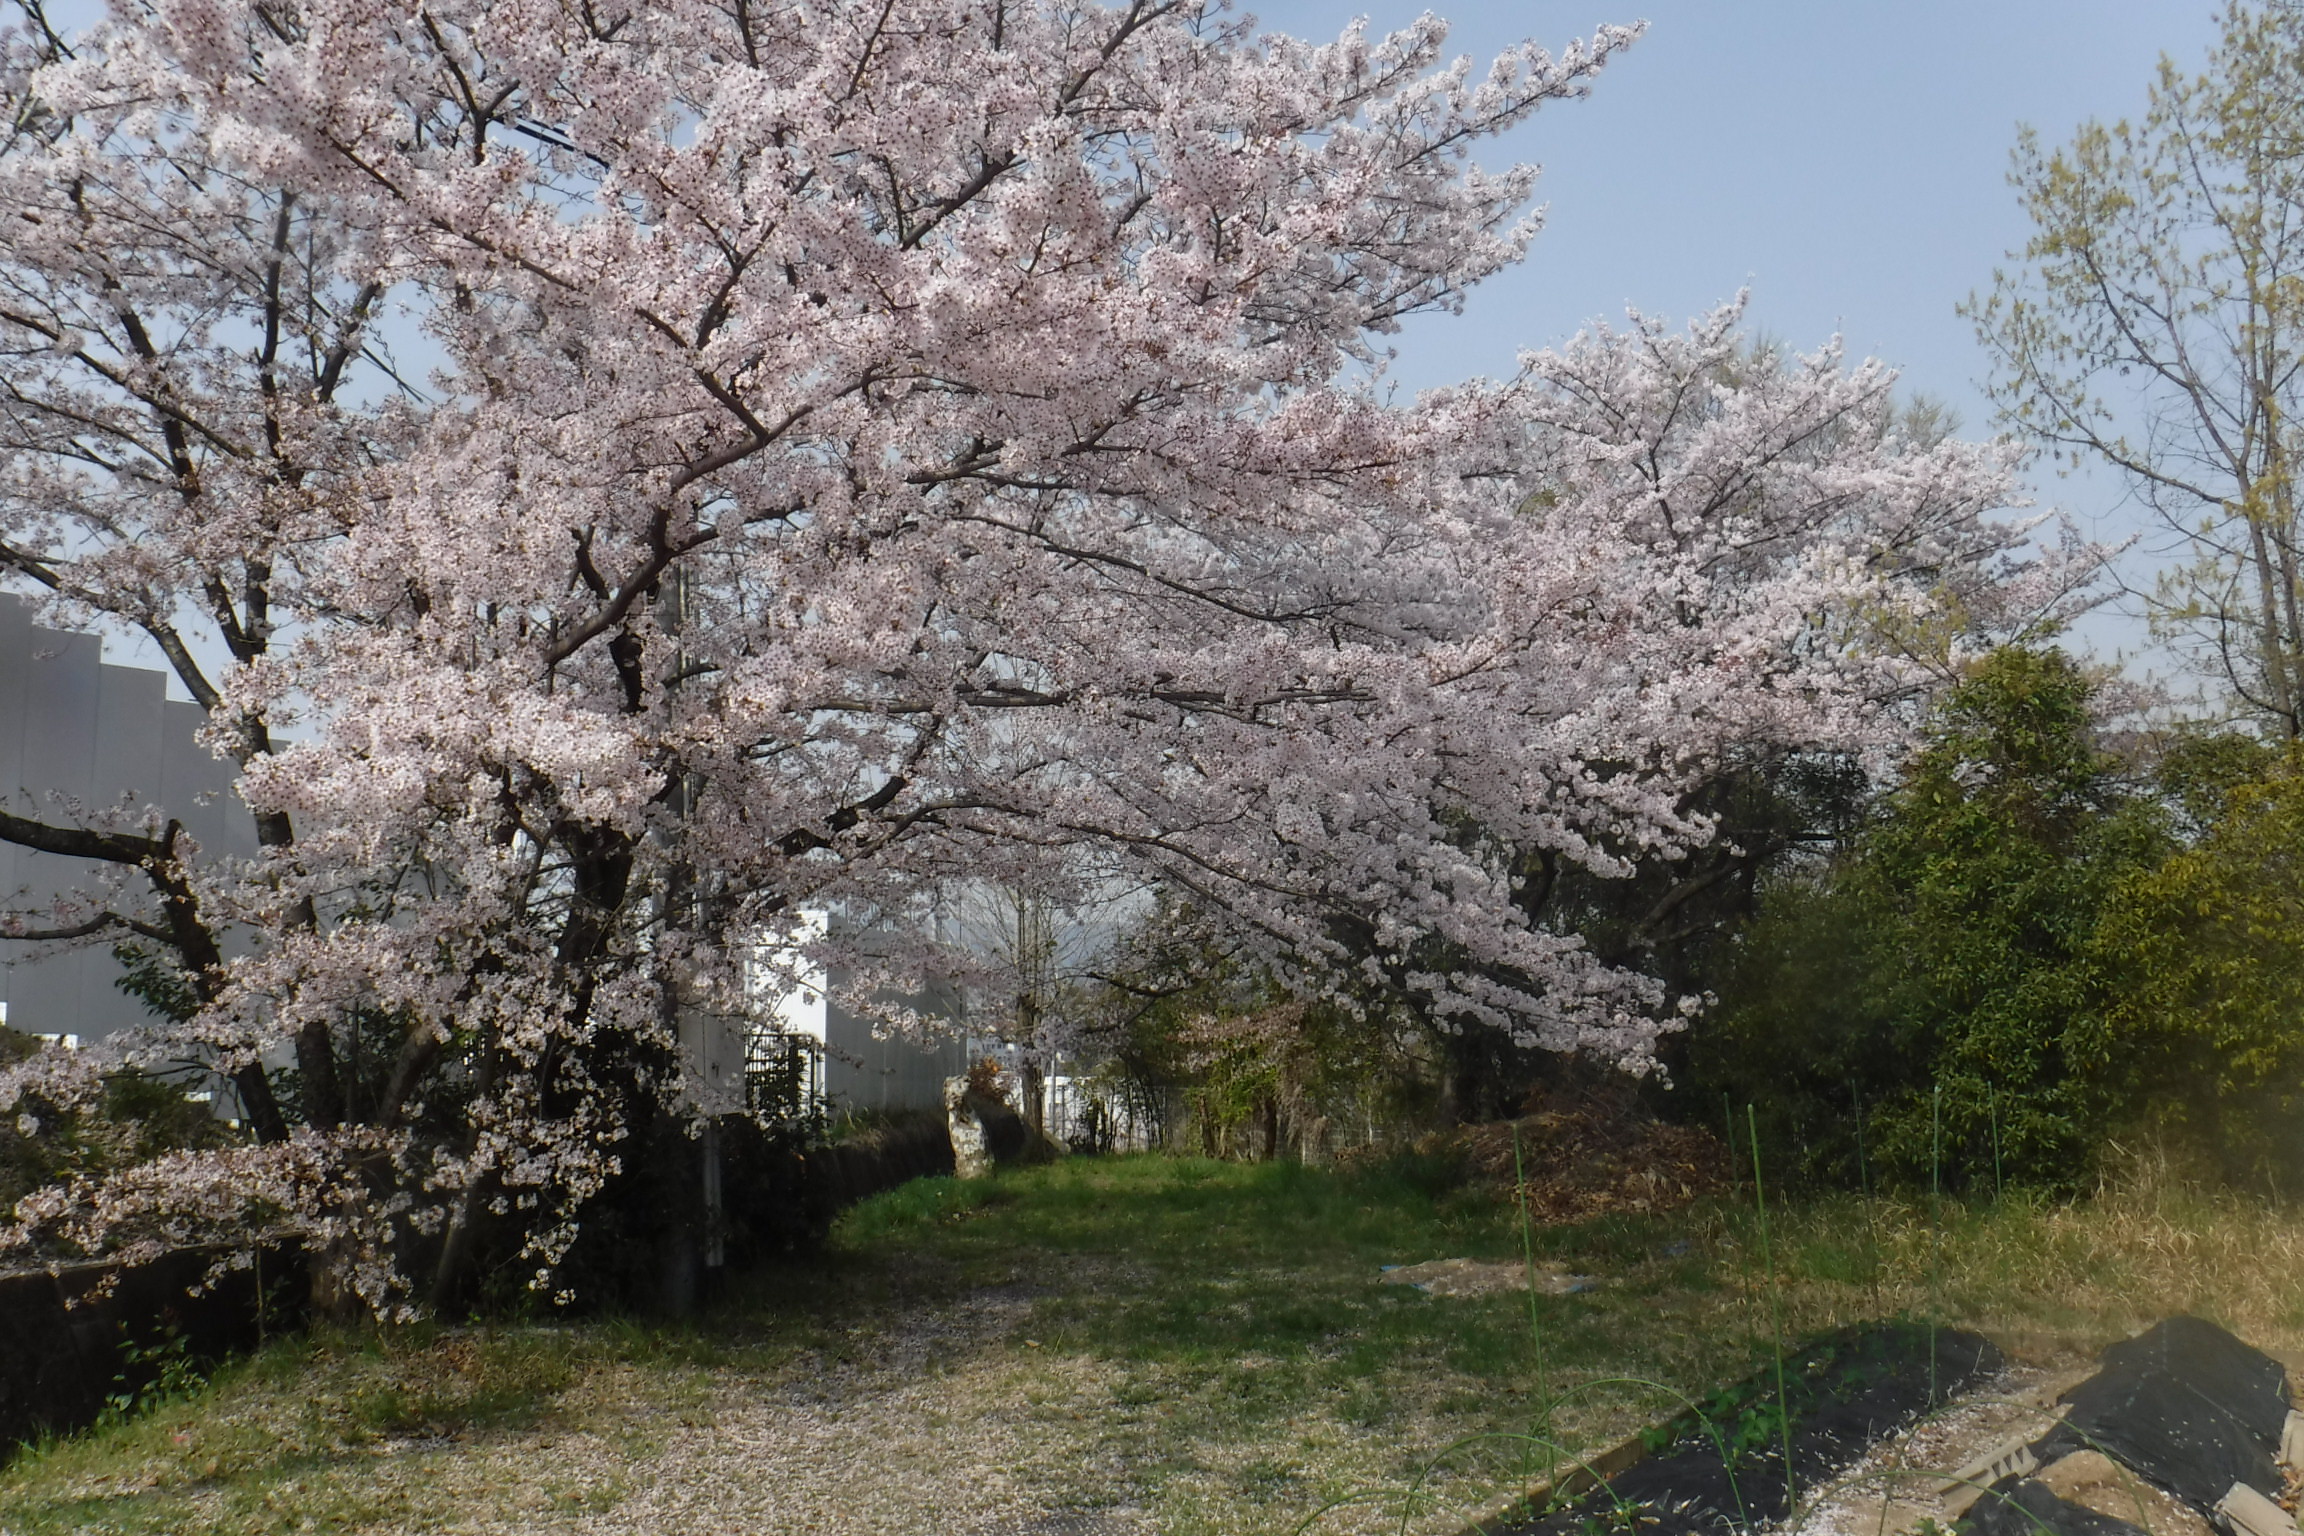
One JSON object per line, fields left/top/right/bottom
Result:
{"left": 308, "top": 1241, "right": 369, "bottom": 1327}
{"left": 1019, "top": 1059, "right": 1045, "bottom": 1140}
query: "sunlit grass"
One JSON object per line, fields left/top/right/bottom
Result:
{"left": 1, "top": 1152, "right": 2297, "bottom": 1535}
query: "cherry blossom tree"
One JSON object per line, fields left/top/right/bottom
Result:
{"left": 0, "top": 0, "right": 2080, "bottom": 1315}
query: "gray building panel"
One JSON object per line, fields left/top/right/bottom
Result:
{"left": 158, "top": 699, "right": 249, "bottom": 862}
{"left": 17, "top": 625, "right": 99, "bottom": 825}
{"left": 79, "top": 661, "right": 169, "bottom": 1037}
{"left": 0, "top": 594, "right": 256, "bottom": 1040}
{"left": 159, "top": 699, "right": 216, "bottom": 852}
{"left": 819, "top": 970, "right": 972, "bottom": 1114}
{"left": 3, "top": 902, "right": 91, "bottom": 1039}
{"left": 0, "top": 600, "right": 22, "bottom": 1026}
{"left": 0, "top": 598, "right": 30, "bottom": 813}
{"left": 91, "top": 659, "right": 165, "bottom": 823}
{"left": 0, "top": 845, "right": 13, "bottom": 1037}
{"left": 9, "top": 624, "right": 103, "bottom": 1038}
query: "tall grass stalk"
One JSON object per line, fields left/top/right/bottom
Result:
{"left": 1513, "top": 1124, "right": 1554, "bottom": 1486}
{"left": 1929, "top": 1083, "right": 1943, "bottom": 1407}
{"left": 1747, "top": 1104, "right": 1798, "bottom": 1531}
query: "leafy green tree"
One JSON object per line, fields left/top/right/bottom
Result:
{"left": 1969, "top": 1, "right": 2304, "bottom": 734}
{"left": 2096, "top": 744, "right": 2304, "bottom": 1184}
{"left": 1864, "top": 651, "right": 2168, "bottom": 1185}
{"left": 1085, "top": 897, "right": 1439, "bottom": 1153}
{"left": 1700, "top": 649, "right": 2166, "bottom": 1190}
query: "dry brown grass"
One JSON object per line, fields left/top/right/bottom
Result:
{"left": 1750, "top": 1178, "right": 2304, "bottom": 1367}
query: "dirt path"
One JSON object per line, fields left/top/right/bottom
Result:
{"left": 421, "top": 1263, "right": 1495, "bottom": 1536}
{"left": 537, "top": 1281, "right": 1149, "bottom": 1536}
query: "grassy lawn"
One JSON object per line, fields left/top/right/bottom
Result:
{"left": 2, "top": 1154, "right": 2301, "bottom": 1535}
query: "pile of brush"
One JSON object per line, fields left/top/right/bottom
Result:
{"left": 1421, "top": 1087, "right": 1730, "bottom": 1223}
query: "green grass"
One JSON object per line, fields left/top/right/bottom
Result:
{"left": 0, "top": 1319, "right": 725, "bottom": 1534}
{"left": 836, "top": 1157, "right": 1722, "bottom": 1446}
{"left": 1, "top": 1153, "right": 2299, "bottom": 1535}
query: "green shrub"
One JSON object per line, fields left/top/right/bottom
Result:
{"left": 1697, "top": 649, "right": 2167, "bottom": 1192}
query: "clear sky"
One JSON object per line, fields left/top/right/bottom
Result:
{"left": 1249, "top": 0, "right": 2218, "bottom": 404}
{"left": 1244, "top": 1, "right": 2228, "bottom": 667}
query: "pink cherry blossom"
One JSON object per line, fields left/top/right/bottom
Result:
{"left": 0, "top": 0, "right": 2094, "bottom": 1313}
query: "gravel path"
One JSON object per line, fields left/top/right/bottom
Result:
{"left": 403, "top": 1281, "right": 1105, "bottom": 1535}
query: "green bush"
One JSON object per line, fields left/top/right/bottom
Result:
{"left": 1696, "top": 648, "right": 2168, "bottom": 1192}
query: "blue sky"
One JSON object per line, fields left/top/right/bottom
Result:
{"left": 1251, "top": 1, "right": 2217, "bottom": 405}
{"left": 1247, "top": 1, "right": 2227, "bottom": 665}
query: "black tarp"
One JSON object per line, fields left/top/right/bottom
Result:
{"left": 2027, "top": 1315, "right": 2290, "bottom": 1514}
{"left": 1496, "top": 1322, "right": 2004, "bottom": 1536}
{"left": 2092, "top": 1315, "right": 2291, "bottom": 1449}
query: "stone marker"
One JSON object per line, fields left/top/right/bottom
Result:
{"left": 946, "top": 1075, "right": 992, "bottom": 1179}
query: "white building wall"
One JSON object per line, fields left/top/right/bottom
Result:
{"left": 745, "top": 912, "right": 973, "bottom": 1117}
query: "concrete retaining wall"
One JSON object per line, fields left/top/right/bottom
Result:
{"left": 0, "top": 1244, "right": 302, "bottom": 1455}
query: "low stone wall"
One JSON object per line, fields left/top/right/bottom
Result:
{"left": 0, "top": 1243, "right": 303, "bottom": 1456}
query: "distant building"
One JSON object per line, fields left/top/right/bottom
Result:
{"left": 739, "top": 915, "right": 1152, "bottom": 1148}
{"left": 0, "top": 597, "right": 1142, "bottom": 1145}
{"left": 0, "top": 595, "right": 256, "bottom": 1040}
{"left": 743, "top": 911, "right": 973, "bottom": 1118}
